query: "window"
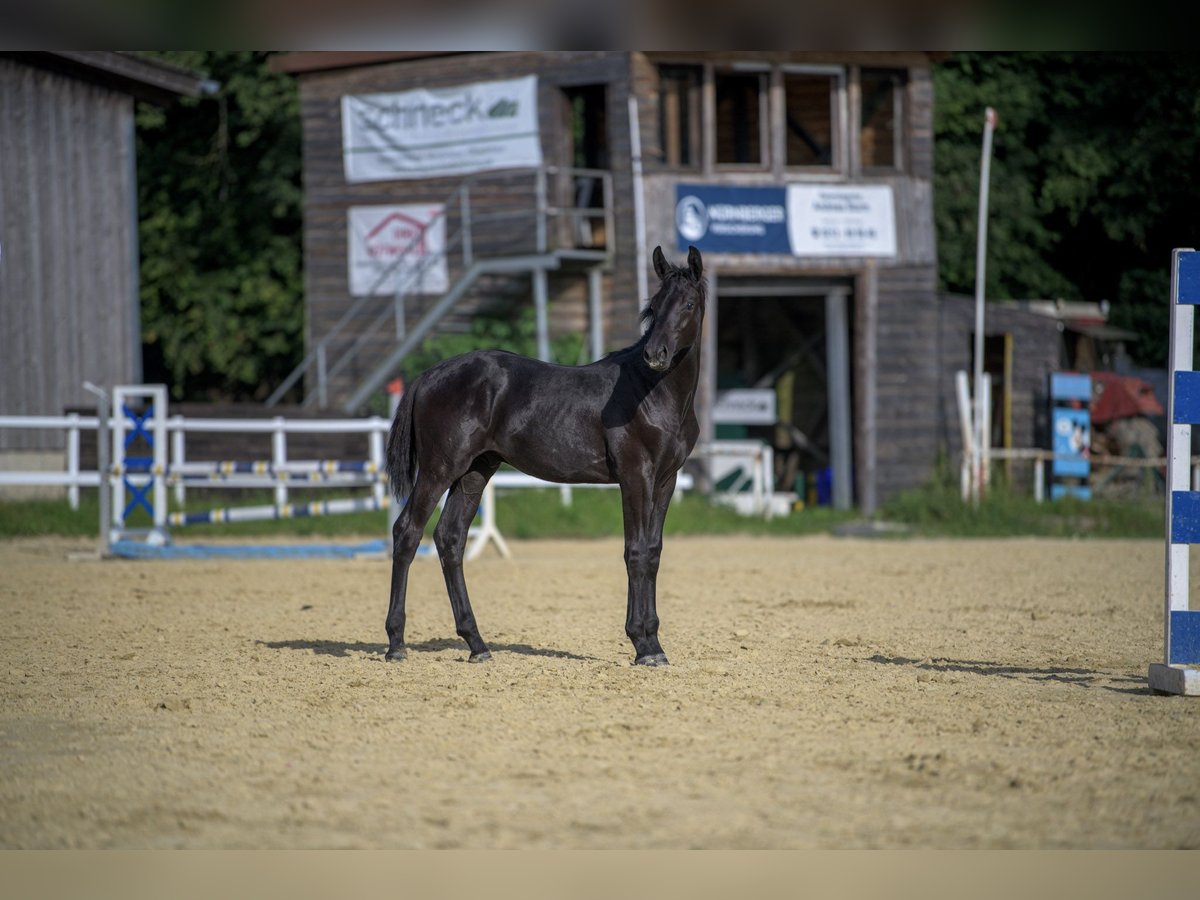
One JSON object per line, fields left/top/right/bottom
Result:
{"left": 649, "top": 59, "right": 907, "bottom": 175}
{"left": 658, "top": 65, "right": 701, "bottom": 168}
{"left": 860, "top": 68, "right": 905, "bottom": 170}
{"left": 784, "top": 71, "right": 837, "bottom": 168}
{"left": 715, "top": 69, "right": 767, "bottom": 166}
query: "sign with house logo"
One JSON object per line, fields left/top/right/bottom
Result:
{"left": 342, "top": 75, "right": 542, "bottom": 182}
{"left": 347, "top": 205, "right": 448, "bottom": 297}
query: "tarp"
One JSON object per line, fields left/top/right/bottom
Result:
{"left": 1090, "top": 371, "right": 1164, "bottom": 425}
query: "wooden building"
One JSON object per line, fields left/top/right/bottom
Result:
{"left": 274, "top": 51, "right": 942, "bottom": 511}
{"left": 0, "top": 52, "right": 207, "bottom": 458}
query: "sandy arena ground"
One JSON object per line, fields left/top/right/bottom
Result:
{"left": 1, "top": 534, "right": 1198, "bottom": 848}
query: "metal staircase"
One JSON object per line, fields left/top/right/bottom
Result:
{"left": 266, "top": 166, "right": 613, "bottom": 413}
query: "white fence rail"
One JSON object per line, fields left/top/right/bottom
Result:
{"left": 2, "top": 395, "right": 780, "bottom": 552}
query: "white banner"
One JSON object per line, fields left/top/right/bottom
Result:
{"left": 347, "top": 205, "right": 448, "bottom": 297}
{"left": 786, "top": 185, "right": 897, "bottom": 257}
{"left": 713, "top": 389, "right": 777, "bottom": 425}
{"left": 342, "top": 75, "right": 542, "bottom": 182}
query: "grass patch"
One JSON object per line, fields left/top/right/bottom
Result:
{"left": 0, "top": 494, "right": 103, "bottom": 538}
{"left": 0, "top": 481, "right": 1164, "bottom": 541}
{"left": 496, "top": 487, "right": 855, "bottom": 539}
{"left": 880, "top": 477, "right": 1163, "bottom": 538}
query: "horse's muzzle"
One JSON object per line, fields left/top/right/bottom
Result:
{"left": 644, "top": 346, "right": 670, "bottom": 371}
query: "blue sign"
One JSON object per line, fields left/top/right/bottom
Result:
{"left": 675, "top": 184, "right": 789, "bottom": 254}
{"left": 1052, "top": 407, "right": 1090, "bottom": 478}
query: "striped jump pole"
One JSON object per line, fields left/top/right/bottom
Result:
{"left": 168, "top": 496, "right": 385, "bottom": 527}
{"left": 1150, "top": 249, "right": 1200, "bottom": 695}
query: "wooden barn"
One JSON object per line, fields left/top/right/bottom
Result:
{"left": 273, "top": 51, "right": 943, "bottom": 512}
{"left": 0, "top": 52, "right": 207, "bottom": 467}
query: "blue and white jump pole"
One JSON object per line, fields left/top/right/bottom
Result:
{"left": 1149, "top": 249, "right": 1200, "bottom": 695}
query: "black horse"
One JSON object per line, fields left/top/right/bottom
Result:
{"left": 384, "top": 245, "right": 705, "bottom": 666}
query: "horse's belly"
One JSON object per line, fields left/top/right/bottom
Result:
{"left": 502, "top": 445, "right": 611, "bottom": 485}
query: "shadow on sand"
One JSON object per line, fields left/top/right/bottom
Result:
{"left": 866, "top": 654, "right": 1149, "bottom": 694}
{"left": 259, "top": 637, "right": 600, "bottom": 662}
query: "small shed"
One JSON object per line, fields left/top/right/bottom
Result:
{"left": 0, "top": 52, "right": 208, "bottom": 462}
{"left": 274, "top": 51, "right": 942, "bottom": 511}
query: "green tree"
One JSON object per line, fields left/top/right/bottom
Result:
{"left": 934, "top": 53, "right": 1200, "bottom": 366}
{"left": 136, "top": 51, "right": 302, "bottom": 400}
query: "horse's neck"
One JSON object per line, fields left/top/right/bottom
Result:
{"left": 633, "top": 343, "right": 701, "bottom": 422}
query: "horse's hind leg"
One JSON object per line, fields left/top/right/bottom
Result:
{"left": 434, "top": 454, "right": 501, "bottom": 662}
{"left": 385, "top": 476, "right": 446, "bottom": 661}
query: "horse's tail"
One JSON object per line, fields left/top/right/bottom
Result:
{"left": 385, "top": 383, "right": 418, "bottom": 502}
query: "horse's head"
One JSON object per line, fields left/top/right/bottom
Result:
{"left": 641, "top": 245, "right": 705, "bottom": 372}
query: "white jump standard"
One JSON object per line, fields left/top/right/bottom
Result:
{"left": 1149, "top": 248, "right": 1200, "bottom": 695}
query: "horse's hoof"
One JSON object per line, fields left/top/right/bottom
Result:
{"left": 468, "top": 650, "right": 492, "bottom": 663}
{"left": 385, "top": 647, "right": 407, "bottom": 662}
{"left": 634, "top": 653, "right": 670, "bottom": 667}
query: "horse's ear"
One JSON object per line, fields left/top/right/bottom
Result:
{"left": 687, "top": 246, "right": 703, "bottom": 281}
{"left": 652, "top": 246, "right": 669, "bottom": 279}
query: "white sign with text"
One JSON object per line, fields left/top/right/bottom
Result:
{"left": 342, "top": 76, "right": 542, "bottom": 182}
{"left": 786, "top": 185, "right": 897, "bottom": 257}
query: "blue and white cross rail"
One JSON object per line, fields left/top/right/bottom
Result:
{"left": 1150, "top": 248, "right": 1200, "bottom": 695}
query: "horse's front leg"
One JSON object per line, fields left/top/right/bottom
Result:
{"left": 620, "top": 471, "right": 677, "bottom": 666}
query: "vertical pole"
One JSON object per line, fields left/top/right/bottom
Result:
{"left": 272, "top": 417, "right": 288, "bottom": 508}
{"left": 368, "top": 420, "right": 385, "bottom": 508}
{"left": 973, "top": 107, "right": 998, "bottom": 503}
{"left": 535, "top": 168, "right": 547, "bottom": 254}
{"left": 1165, "top": 249, "right": 1194, "bottom": 656}
{"left": 628, "top": 96, "right": 649, "bottom": 308}
{"left": 533, "top": 268, "right": 551, "bottom": 363}
{"left": 111, "top": 386, "right": 126, "bottom": 534}
{"left": 151, "top": 385, "right": 168, "bottom": 544}
{"left": 955, "top": 370, "right": 974, "bottom": 501}
{"left": 317, "top": 344, "right": 328, "bottom": 409}
{"left": 981, "top": 374, "right": 993, "bottom": 493}
{"left": 587, "top": 266, "right": 604, "bottom": 362}
{"left": 83, "top": 382, "right": 111, "bottom": 556}
{"left": 388, "top": 386, "right": 402, "bottom": 538}
{"left": 857, "top": 264, "right": 879, "bottom": 517}
{"left": 97, "top": 394, "right": 111, "bottom": 555}
{"left": 460, "top": 183, "right": 473, "bottom": 267}
{"left": 1034, "top": 457, "right": 1045, "bottom": 504}
{"left": 825, "top": 290, "right": 853, "bottom": 511}
{"left": 67, "top": 413, "right": 80, "bottom": 510}
{"left": 172, "top": 422, "right": 186, "bottom": 509}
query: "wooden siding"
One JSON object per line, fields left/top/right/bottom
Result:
{"left": 872, "top": 266, "right": 942, "bottom": 502}
{"left": 0, "top": 58, "right": 140, "bottom": 450}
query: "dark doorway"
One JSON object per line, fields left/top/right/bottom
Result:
{"left": 562, "top": 84, "right": 608, "bottom": 248}
{"left": 714, "top": 278, "right": 854, "bottom": 508}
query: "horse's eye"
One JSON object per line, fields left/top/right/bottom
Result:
{"left": 685, "top": 301, "right": 695, "bottom": 311}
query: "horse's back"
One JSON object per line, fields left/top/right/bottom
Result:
{"left": 411, "top": 349, "right": 614, "bottom": 483}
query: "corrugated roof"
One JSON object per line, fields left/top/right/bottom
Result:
{"left": 2, "top": 51, "right": 212, "bottom": 104}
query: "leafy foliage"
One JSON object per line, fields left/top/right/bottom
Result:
{"left": 136, "top": 52, "right": 302, "bottom": 400}
{"left": 397, "top": 307, "right": 587, "bottom": 384}
{"left": 935, "top": 53, "right": 1200, "bottom": 366}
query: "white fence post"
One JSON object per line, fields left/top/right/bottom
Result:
{"left": 171, "top": 420, "right": 186, "bottom": 509}
{"left": 368, "top": 419, "right": 385, "bottom": 508}
{"left": 66, "top": 413, "right": 80, "bottom": 510}
{"left": 272, "top": 417, "right": 288, "bottom": 508}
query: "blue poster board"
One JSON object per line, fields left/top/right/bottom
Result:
{"left": 675, "top": 184, "right": 790, "bottom": 254}
{"left": 1049, "top": 373, "right": 1091, "bottom": 501}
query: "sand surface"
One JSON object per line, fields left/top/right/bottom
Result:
{"left": 1, "top": 534, "right": 1197, "bottom": 848}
